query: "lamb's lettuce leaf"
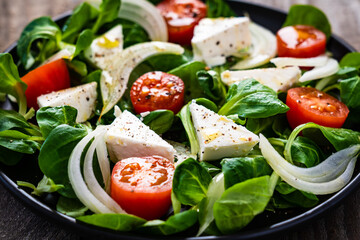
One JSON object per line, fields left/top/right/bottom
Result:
{"left": 172, "top": 158, "right": 212, "bottom": 206}
{"left": 17, "top": 175, "right": 64, "bottom": 196}
{"left": 169, "top": 61, "right": 207, "bottom": 102}
{"left": 218, "top": 79, "right": 289, "bottom": 118}
{"left": 73, "top": 29, "right": 94, "bottom": 58}
{"left": 137, "top": 210, "right": 198, "bottom": 235}
{"left": 56, "top": 196, "right": 88, "bottom": 217}
{"left": 0, "top": 54, "right": 27, "bottom": 115}
{"left": 92, "top": 0, "right": 121, "bottom": 33}
{"left": 38, "top": 124, "right": 88, "bottom": 198}
{"left": 283, "top": 5, "right": 331, "bottom": 39}
{"left": 62, "top": 2, "right": 99, "bottom": 43}
{"left": 141, "top": 110, "right": 174, "bottom": 135}
{"left": 213, "top": 175, "right": 273, "bottom": 234}
{"left": 197, "top": 70, "right": 226, "bottom": 105}
{"left": 36, "top": 106, "right": 78, "bottom": 138}
{"left": 17, "top": 17, "right": 61, "bottom": 69}
{"left": 221, "top": 156, "right": 272, "bottom": 189}
{"left": 206, "top": 0, "right": 236, "bottom": 18}
{"left": 77, "top": 214, "right": 146, "bottom": 231}
{"left": 275, "top": 181, "right": 318, "bottom": 208}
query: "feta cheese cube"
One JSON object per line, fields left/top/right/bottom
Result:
{"left": 37, "top": 82, "right": 97, "bottom": 123}
{"left": 84, "top": 25, "right": 123, "bottom": 70}
{"left": 190, "top": 103, "right": 259, "bottom": 161}
{"left": 221, "top": 66, "right": 301, "bottom": 92}
{"left": 191, "top": 17, "right": 251, "bottom": 67}
{"left": 105, "top": 111, "right": 175, "bottom": 162}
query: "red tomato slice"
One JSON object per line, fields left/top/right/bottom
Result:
{"left": 276, "top": 25, "right": 327, "bottom": 58}
{"left": 157, "top": 0, "right": 207, "bottom": 45}
{"left": 111, "top": 156, "right": 175, "bottom": 220}
{"left": 286, "top": 87, "right": 349, "bottom": 129}
{"left": 130, "top": 71, "right": 185, "bottom": 114}
{"left": 21, "top": 59, "right": 70, "bottom": 109}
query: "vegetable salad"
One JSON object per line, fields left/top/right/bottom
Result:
{"left": 1, "top": 0, "right": 360, "bottom": 237}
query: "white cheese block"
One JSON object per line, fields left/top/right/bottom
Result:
{"left": 84, "top": 25, "right": 123, "bottom": 70}
{"left": 37, "top": 82, "right": 97, "bottom": 123}
{"left": 221, "top": 66, "right": 301, "bottom": 92}
{"left": 189, "top": 103, "right": 259, "bottom": 161}
{"left": 191, "top": 17, "right": 251, "bottom": 67}
{"left": 105, "top": 110, "right": 176, "bottom": 162}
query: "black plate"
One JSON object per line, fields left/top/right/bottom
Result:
{"left": 0, "top": 0, "right": 358, "bottom": 239}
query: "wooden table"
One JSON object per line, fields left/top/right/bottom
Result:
{"left": 1, "top": 0, "right": 360, "bottom": 239}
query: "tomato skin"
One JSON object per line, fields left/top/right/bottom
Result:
{"left": 286, "top": 87, "right": 349, "bottom": 129}
{"left": 111, "top": 156, "right": 175, "bottom": 220}
{"left": 157, "top": 0, "right": 207, "bottom": 45}
{"left": 276, "top": 25, "right": 327, "bottom": 58}
{"left": 130, "top": 71, "right": 185, "bottom": 114}
{"left": 21, "top": 59, "right": 70, "bottom": 109}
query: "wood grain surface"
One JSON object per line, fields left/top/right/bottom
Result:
{"left": 1, "top": 0, "right": 360, "bottom": 239}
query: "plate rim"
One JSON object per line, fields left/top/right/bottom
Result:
{"left": 0, "top": 1, "right": 358, "bottom": 239}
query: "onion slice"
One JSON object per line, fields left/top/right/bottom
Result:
{"left": 100, "top": 42, "right": 184, "bottom": 117}
{"left": 270, "top": 54, "right": 328, "bottom": 68}
{"left": 95, "top": 134, "right": 111, "bottom": 193}
{"left": 259, "top": 134, "right": 359, "bottom": 195}
{"left": 83, "top": 130, "right": 126, "bottom": 213}
{"left": 196, "top": 173, "right": 225, "bottom": 237}
{"left": 87, "top": 0, "right": 167, "bottom": 42}
{"left": 231, "top": 23, "right": 277, "bottom": 70}
{"left": 271, "top": 137, "right": 360, "bottom": 182}
{"left": 68, "top": 127, "right": 115, "bottom": 213}
{"left": 299, "top": 58, "right": 339, "bottom": 82}
{"left": 119, "top": 0, "right": 168, "bottom": 41}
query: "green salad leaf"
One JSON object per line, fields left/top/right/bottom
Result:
{"left": 17, "top": 175, "right": 64, "bottom": 196}
{"left": 206, "top": 0, "right": 236, "bottom": 18}
{"left": 62, "top": 2, "right": 99, "bottom": 43}
{"left": 77, "top": 213, "right": 146, "bottom": 231}
{"left": 275, "top": 181, "right": 319, "bottom": 208}
{"left": 17, "top": 17, "right": 61, "bottom": 69}
{"left": 141, "top": 110, "right": 174, "bottom": 134}
{"left": 168, "top": 61, "right": 207, "bottom": 102}
{"left": 0, "top": 54, "right": 27, "bottom": 115}
{"left": 56, "top": 196, "right": 88, "bottom": 217}
{"left": 0, "top": 109, "right": 43, "bottom": 165}
{"left": 213, "top": 175, "right": 273, "bottom": 234}
{"left": 38, "top": 124, "right": 88, "bottom": 198}
{"left": 339, "top": 52, "right": 360, "bottom": 69}
{"left": 73, "top": 29, "right": 94, "bottom": 58}
{"left": 92, "top": 0, "right": 121, "bottom": 33}
{"left": 0, "top": 135, "right": 40, "bottom": 154}
{"left": 283, "top": 4, "right": 332, "bottom": 39}
{"left": 302, "top": 124, "right": 360, "bottom": 151}
{"left": 221, "top": 156, "right": 272, "bottom": 189}
{"left": 197, "top": 70, "right": 226, "bottom": 105}
{"left": 218, "top": 79, "right": 289, "bottom": 118}
{"left": 36, "top": 106, "right": 78, "bottom": 138}
{"left": 0, "top": 109, "right": 31, "bottom": 132}
{"left": 138, "top": 210, "right": 198, "bottom": 235}
{"left": 173, "top": 158, "right": 212, "bottom": 206}
{"left": 340, "top": 76, "right": 360, "bottom": 109}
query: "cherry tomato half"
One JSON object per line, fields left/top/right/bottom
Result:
{"left": 130, "top": 71, "right": 185, "bottom": 114}
{"left": 111, "top": 156, "right": 175, "bottom": 220}
{"left": 286, "top": 87, "right": 349, "bottom": 129}
{"left": 276, "top": 25, "right": 327, "bottom": 58}
{"left": 157, "top": 0, "right": 207, "bottom": 45}
{"left": 21, "top": 59, "right": 70, "bottom": 109}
